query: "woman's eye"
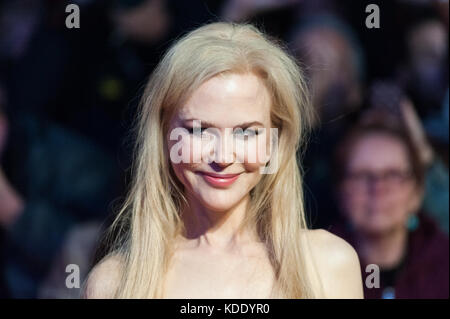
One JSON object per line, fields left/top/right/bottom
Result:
{"left": 186, "top": 127, "right": 207, "bottom": 135}
{"left": 234, "top": 128, "right": 259, "bottom": 138}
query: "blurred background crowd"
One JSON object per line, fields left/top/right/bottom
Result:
{"left": 0, "top": 0, "right": 448, "bottom": 299}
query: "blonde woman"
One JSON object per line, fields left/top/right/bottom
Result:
{"left": 84, "top": 22, "right": 363, "bottom": 299}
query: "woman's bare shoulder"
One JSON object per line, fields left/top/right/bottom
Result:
{"left": 302, "top": 229, "right": 358, "bottom": 260}
{"left": 301, "top": 229, "right": 364, "bottom": 298}
{"left": 83, "top": 254, "right": 124, "bottom": 299}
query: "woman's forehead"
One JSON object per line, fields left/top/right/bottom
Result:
{"left": 348, "top": 134, "right": 411, "bottom": 170}
{"left": 175, "top": 73, "right": 272, "bottom": 126}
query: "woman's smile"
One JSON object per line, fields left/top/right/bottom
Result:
{"left": 197, "top": 171, "right": 243, "bottom": 188}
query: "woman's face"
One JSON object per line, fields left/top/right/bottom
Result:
{"left": 339, "top": 133, "right": 422, "bottom": 235}
{"left": 166, "top": 72, "right": 272, "bottom": 213}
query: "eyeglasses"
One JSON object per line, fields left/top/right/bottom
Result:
{"left": 343, "top": 169, "right": 414, "bottom": 189}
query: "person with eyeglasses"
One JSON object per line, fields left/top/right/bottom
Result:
{"left": 331, "top": 118, "right": 449, "bottom": 299}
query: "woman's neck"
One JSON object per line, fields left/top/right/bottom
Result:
{"left": 180, "top": 193, "right": 260, "bottom": 251}
{"left": 357, "top": 226, "right": 408, "bottom": 270}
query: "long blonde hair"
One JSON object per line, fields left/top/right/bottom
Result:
{"left": 102, "top": 22, "right": 318, "bottom": 298}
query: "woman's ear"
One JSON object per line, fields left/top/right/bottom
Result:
{"left": 408, "top": 184, "right": 425, "bottom": 214}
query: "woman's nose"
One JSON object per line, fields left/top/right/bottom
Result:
{"left": 211, "top": 133, "right": 236, "bottom": 165}
{"left": 367, "top": 176, "right": 389, "bottom": 195}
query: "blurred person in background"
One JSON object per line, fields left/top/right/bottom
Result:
{"left": 401, "top": 17, "right": 448, "bottom": 119}
{"left": 0, "top": 80, "right": 121, "bottom": 298}
{"left": 0, "top": 84, "right": 23, "bottom": 298}
{"left": 400, "top": 18, "right": 449, "bottom": 214}
{"left": 288, "top": 14, "right": 365, "bottom": 228}
{"left": 368, "top": 82, "right": 449, "bottom": 234}
{"left": 219, "top": 0, "right": 300, "bottom": 39}
{"left": 4, "top": 0, "right": 173, "bottom": 163}
{"left": 289, "top": 14, "right": 364, "bottom": 127}
{"left": 331, "top": 103, "right": 449, "bottom": 298}
{"left": 423, "top": 87, "right": 449, "bottom": 164}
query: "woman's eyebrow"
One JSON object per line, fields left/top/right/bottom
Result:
{"left": 182, "top": 119, "right": 265, "bottom": 128}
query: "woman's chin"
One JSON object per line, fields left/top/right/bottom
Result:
{"left": 200, "top": 199, "right": 240, "bottom": 213}
{"left": 362, "top": 220, "right": 398, "bottom": 235}
{"left": 196, "top": 192, "right": 245, "bottom": 213}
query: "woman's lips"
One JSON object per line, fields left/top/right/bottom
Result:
{"left": 198, "top": 171, "right": 241, "bottom": 188}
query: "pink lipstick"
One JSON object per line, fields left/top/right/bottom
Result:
{"left": 199, "top": 171, "right": 241, "bottom": 188}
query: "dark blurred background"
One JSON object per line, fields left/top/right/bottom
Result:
{"left": 0, "top": 0, "right": 448, "bottom": 299}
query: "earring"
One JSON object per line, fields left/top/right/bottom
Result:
{"left": 406, "top": 214, "right": 419, "bottom": 232}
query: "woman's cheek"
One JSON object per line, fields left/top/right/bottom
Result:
{"left": 236, "top": 133, "right": 271, "bottom": 170}
{"left": 392, "top": 185, "right": 418, "bottom": 219}
{"left": 190, "top": 136, "right": 206, "bottom": 164}
{"left": 341, "top": 184, "right": 367, "bottom": 220}
{"left": 169, "top": 133, "right": 203, "bottom": 165}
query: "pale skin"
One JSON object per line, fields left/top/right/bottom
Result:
{"left": 84, "top": 72, "right": 363, "bottom": 299}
